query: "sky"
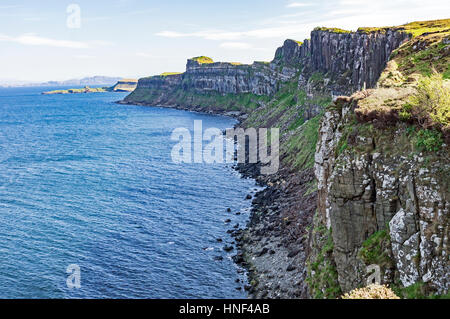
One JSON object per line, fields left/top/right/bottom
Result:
{"left": 0, "top": 0, "right": 448, "bottom": 82}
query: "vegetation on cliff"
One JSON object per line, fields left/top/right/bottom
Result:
{"left": 189, "top": 56, "right": 214, "bottom": 64}
{"left": 342, "top": 285, "right": 400, "bottom": 299}
{"left": 313, "top": 27, "right": 352, "bottom": 34}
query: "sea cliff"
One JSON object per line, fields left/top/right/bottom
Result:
{"left": 122, "top": 19, "right": 450, "bottom": 298}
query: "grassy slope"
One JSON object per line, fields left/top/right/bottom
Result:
{"left": 126, "top": 86, "right": 270, "bottom": 113}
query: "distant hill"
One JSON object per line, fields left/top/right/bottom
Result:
{"left": 0, "top": 76, "right": 125, "bottom": 88}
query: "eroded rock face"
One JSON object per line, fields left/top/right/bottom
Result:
{"left": 184, "top": 60, "right": 292, "bottom": 96}
{"left": 136, "top": 73, "right": 182, "bottom": 90}
{"left": 314, "top": 97, "right": 449, "bottom": 294}
{"left": 274, "top": 39, "right": 310, "bottom": 67}
{"left": 306, "top": 30, "right": 410, "bottom": 95}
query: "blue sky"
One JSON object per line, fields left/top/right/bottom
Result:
{"left": 0, "top": 0, "right": 448, "bottom": 82}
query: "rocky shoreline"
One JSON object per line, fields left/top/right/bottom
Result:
{"left": 118, "top": 99, "right": 315, "bottom": 298}
{"left": 232, "top": 163, "right": 315, "bottom": 298}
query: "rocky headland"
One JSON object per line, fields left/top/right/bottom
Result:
{"left": 42, "top": 79, "right": 138, "bottom": 95}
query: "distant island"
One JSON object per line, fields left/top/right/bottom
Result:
{"left": 1, "top": 76, "right": 126, "bottom": 88}
{"left": 42, "top": 79, "right": 138, "bottom": 95}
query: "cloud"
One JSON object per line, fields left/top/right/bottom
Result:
{"left": 156, "top": 0, "right": 449, "bottom": 43}
{"left": 286, "top": 2, "right": 314, "bottom": 8}
{"left": 73, "top": 55, "right": 96, "bottom": 59}
{"left": 0, "top": 33, "right": 89, "bottom": 49}
{"left": 89, "top": 40, "right": 115, "bottom": 47}
{"left": 155, "top": 30, "right": 244, "bottom": 41}
{"left": 0, "top": 5, "right": 21, "bottom": 9}
{"left": 156, "top": 24, "right": 317, "bottom": 41}
{"left": 136, "top": 52, "right": 155, "bottom": 58}
{"left": 220, "top": 42, "right": 252, "bottom": 49}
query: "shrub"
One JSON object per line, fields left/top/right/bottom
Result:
{"left": 406, "top": 72, "right": 450, "bottom": 129}
{"left": 358, "top": 229, "right": 393, "bottom": 267}
{"left": 342, "top": 284, "right": 400, "bottom": 299}
{"left": 414, "top": 129, "right": 443, "bottom": 152}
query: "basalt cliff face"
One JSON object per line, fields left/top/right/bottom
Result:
{"left": 123, "top": 19, "right": 450, "bottom": 298}
{"left": 124, "top": 52, "right": 300, "bottom": 112}
{"left": 125, "top": 29, "right": 409, "bottom": 109}
{"left": 314, "top": 94, "right": 449, "bottom": 296}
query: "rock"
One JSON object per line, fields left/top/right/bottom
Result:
{"left": 287, "top": 248, "right": 301, "bottom": 258}
{"left": 257, "top": 247, "right": 269, "bottom": 257}
{"left": 287, "top": 263, "right": 296, "bottom": 272}
{"left": 314, "top": 94, "right": 449, "bottom": 294}
{"left": 214, "top": 256, "right": 223, "bottom": 261}
{"left": 223, "top": 245, "right": 234, "bottom": 252}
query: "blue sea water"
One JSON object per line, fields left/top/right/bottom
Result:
{"left": 0, "top": 87, "right": 257, "bottom": 298}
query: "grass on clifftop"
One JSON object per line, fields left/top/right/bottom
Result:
{"left": 357, "top": 19, "right": 450, "bottom": 37}
{"left": 160, "top": 72, "right": 183, "bottom": 76}
{"left": 398, "top": 19, "right": 450, "bottom": 38}
{"left": 313, "top": 27, "right": 352, "bottom": 34}
{"left": 190, "top": 56, "right": 214, "bottom": 64}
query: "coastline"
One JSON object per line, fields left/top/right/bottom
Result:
{"left": 118, "top": 99, "right": 314, "bottom": 298}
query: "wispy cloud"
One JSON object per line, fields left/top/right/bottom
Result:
{"left": 136, "top": 52, "right": 155, "bottom": 58}
{"left": 0, "top": 33, "right": 89, "bottom": 49}
{"left": 0, "top": 5, "right": 22, "bottom": 9}
{"left": 220, "top": 42, "right": 252, "bottom": 49}
{"left": 286, "top": 2, "right": 314, "bottom": 8}
{"left": 73, "top": 54, "right": 96, "bottom": 59}
{"left": 156, "top": 24, "right": 317, "bottom": 41}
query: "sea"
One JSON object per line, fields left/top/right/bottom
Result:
{"left": 0, "top": 87, "right": 258, "bottom": 298}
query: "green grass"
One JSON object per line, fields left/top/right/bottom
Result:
{"left": 285, "top": 115, "right": 321, "bottom": 169}
{"left": 314, "top": 27, "right": 352, "bottom": 34}
{"left": 396, "top": 41, "right": 450, "bottom": 78}
{"left": 358, "top": 19, "right": 450, "bottom": 37}
{"left": 399, "top": 19, "right": 450, "bottom": 38}
{"left": 189, "top": 56, "right": 214, "bottom": 64}
{"left": 307, "top": 225, "right": 342, "bottom": 299}
{"left": 160, "top": 72, "right": 183, "bottom": 76}
{"left": 126, "top": 87, "right": 269, "bottom": 113}
{"left": 392, "top": 282, "right": 450, "bottom": 299}
{"left": 358, "top": 228, "right": 393, "bottom": 267}
{"left": 357, "top": 26, "right": 390, "bottom": 34}
{"left": 310, "top": 71, "right": 324, "bottom": 84}
{"left": 414, "top": 129, "right": 444, "bottom": 152}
